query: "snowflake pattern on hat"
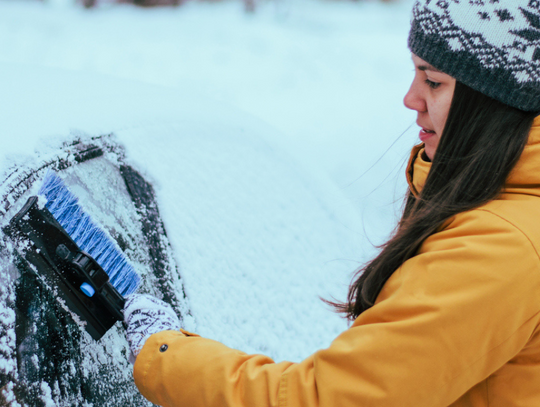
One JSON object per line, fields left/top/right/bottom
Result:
{"left": 409, "top": 0, "right": 540, "bottom": 111}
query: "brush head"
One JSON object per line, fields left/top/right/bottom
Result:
{"left": 6, "top": 194, "right": 128, "bottom": 340}
{"left": 39, "top": 171, "right": 140, "bottom": 296}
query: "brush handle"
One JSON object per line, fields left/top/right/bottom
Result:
{"left": 5, "top": 196, "right": 126, "bottom": 340}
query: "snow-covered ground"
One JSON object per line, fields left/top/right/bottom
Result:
{"left": 0, "top": 0, "right": 422, "bottom": 404}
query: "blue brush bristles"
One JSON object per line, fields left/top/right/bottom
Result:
{"left": 38, "top": 170, "right": 140, "bottom": 297}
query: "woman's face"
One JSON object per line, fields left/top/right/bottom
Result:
{"left": 404, "top": 55, "right": 456, "bottom": 161}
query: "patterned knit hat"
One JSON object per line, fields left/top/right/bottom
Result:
{"left": 408, "top": 0, "right": 540, "bottom": 112}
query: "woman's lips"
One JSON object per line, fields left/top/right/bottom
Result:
{"left": 419, "top": 128, "right": 436, "bottom": 142}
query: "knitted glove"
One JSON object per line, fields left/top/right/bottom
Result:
{"left": 123, "top": 294, "right": 181, "bottom": 359}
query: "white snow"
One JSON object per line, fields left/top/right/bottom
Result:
{"left": 0, "top": 0, "right": 422, "bottom": 404}
{"left": 39, "top": 382, "right": 56, "bottom": 407}
{"left": 0, "top": 0, "right": 419, "bottom": 246}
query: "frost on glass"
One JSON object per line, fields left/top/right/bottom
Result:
{"left": 0, "top": 135, "right": 187, "bottom": 406}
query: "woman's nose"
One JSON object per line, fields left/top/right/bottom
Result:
{"left": 403, "top": 82, "right": 426, "bottom": 113}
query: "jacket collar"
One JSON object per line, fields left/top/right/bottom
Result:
{"left": 406, "top": 116, "right": 540, "bottom": 198}
{"left": 406, "top": 144, "right": 431, "bottom": 198}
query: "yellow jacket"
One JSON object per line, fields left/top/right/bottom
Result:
{"left": 134, "top": 117, "right": 540, "bottom": 406}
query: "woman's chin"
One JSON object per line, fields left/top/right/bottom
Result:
{"left": 423, "top": 138, "right": 440, "bottom": 162}
{"left": 423, "top": 146, "right": 435, "bottom": 162}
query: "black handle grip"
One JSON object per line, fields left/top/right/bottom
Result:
{"left": 4, "top": 196, "right": 126, "bottom": 340}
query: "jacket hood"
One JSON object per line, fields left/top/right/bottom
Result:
{"left": 406, "top": 116, "right": 540, "bottom": 198}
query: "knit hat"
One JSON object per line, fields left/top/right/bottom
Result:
{"left": 408, "top": 0, "right": 540, "bottom": 112}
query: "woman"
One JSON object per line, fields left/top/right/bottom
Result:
{"left": 123, "top": 0, "right": 540, "bottom": 405}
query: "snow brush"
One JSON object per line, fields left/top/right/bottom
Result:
{"left": 5, "top": 170, "right": 141, "bottom": 340}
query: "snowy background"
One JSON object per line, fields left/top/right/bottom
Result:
{"left": 0, "top": 0, "right": 421, "bottom": 402}
{"left": 0, "top": 0, "right": 418, "bottom": 225}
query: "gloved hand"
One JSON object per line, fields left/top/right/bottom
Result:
{"left": 123, "top": 294, "right": 181, "bottom": 361}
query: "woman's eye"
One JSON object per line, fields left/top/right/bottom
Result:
{"left": 425, "top": 79, "right": 441, "bottom": 89}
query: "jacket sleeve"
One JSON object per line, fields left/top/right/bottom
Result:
{"left": 133, "top": 210, "right": 540, "bottom": 407}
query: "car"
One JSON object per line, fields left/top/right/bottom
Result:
{"left": 0, "top": 63, "right": 361, "bottom": 406}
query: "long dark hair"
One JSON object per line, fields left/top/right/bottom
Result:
{"left": 336, "top": 81, "right": 537, "bottom": 320}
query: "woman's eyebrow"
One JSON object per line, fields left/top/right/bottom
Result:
{"left": 417, "top": 64, "right": 443, "bottom": 73}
